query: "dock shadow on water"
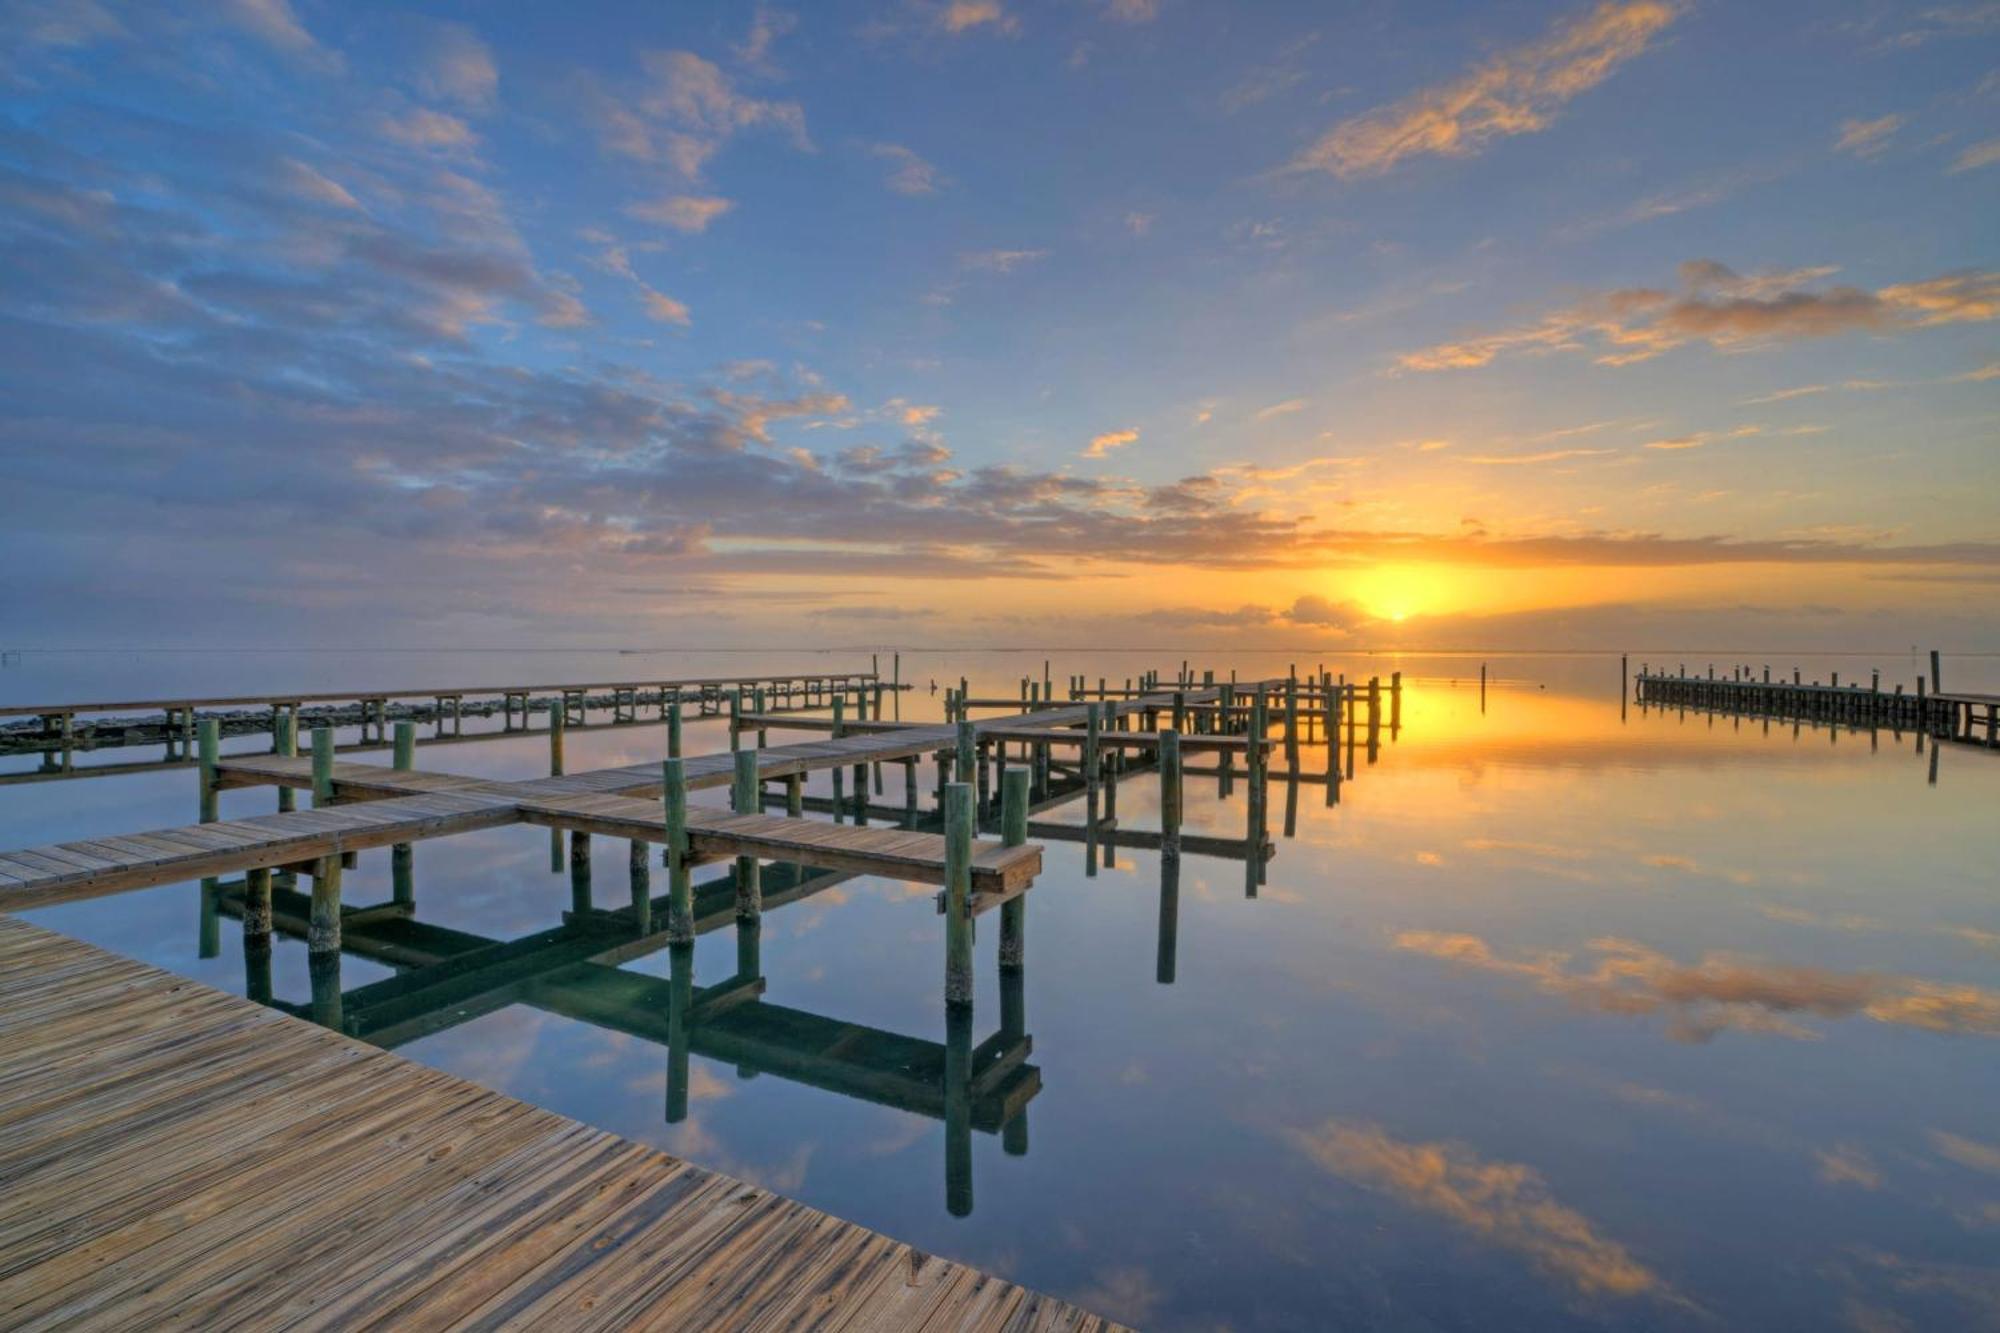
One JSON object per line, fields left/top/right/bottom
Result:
{"left": 4, "top": 650, "right": 1998, "bottom": 1331}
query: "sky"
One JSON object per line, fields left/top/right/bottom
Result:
{"left": 1, "top": 0, "right": 1995, "bottom": 651}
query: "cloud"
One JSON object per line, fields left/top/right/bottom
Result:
{"left": 1289, "top": 1, "right": 1680, "bottom": 178}
{"left": 1398, "top": 260, "right": 2000, "bottom": 371}
{"left": 939, "top": 2, "right": 1019, "bottom": 35}
{"left": 1083, "top": 427, "right": 1139, "bottom": 459}
{"left": 1836, "top": 114, "right": 1903, "bottom": 158}
{"left": 1396, "top": 930, "right": 2000, "bottom": 1042}
{"left": 1818, "top": 1145, "right": 1883, "bottom": 1189}
{"left": 958, "top": 248, "right": 1046, "bottom": 273}
{"left": 221, "top": 0, "right": 336, "bottom": 66}
{"left": 1252, "top": 397, "right": 1308, "bottom": 421}
{"left": 419, "top": 22, "right": 499, "bottom": 111}
{"left": 596, "top": 49, "right": 809, "bottom": 179}
{"left": 1931, "top": 1131, "right": 2000, "bottom": 1175}
{"left": 867, "top": 143, "right": 943, "bottom": 195}
{"left": 626, "top": 194, "right": 734, "bottom": 232}
{"left": 642, "top": 289, "right": 692, "bottom": 325}
{"left": 278, "top": 158, "right": 361, "bottom": 211}
{"left": 1286, "top": 594, "right": 1363, "bottom": 627}
{"left": 376, "top": 108, "right": 477, "bottom": 150}
{"left": 1463, "top": 447, "right": 1616, "bottom": 464}
{"left": 1640, "top": 424, "right": 1763, "bottom": 451}
{"left": 733, "top": 6, "right": 798, "bottom": 76}
{"left": 1949, "top": 138, "right": 2000, "bottom": 173}
{"left": 1287, "top": 1120, "right": 1669, "bottom": 1299}
{"left": 1103, "top": 0, "right": 1160, "bottom": 22}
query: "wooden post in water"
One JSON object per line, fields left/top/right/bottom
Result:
{"left": 308, "top": 854, "right": 341, "bottom": 955}
{"left": 999, "top": 768, "right": 1029, "bottom": 970}
{"left": 549, "top": 705, "right": 565, "bottom": 871}
{"left": 628, "top": 837, "right": 651, "bottom": 934}
{"left": 1284, "top": 676, "right": 1299, "bottom": 768}
{"left": 1389, "top": 670, "right": 1402, "bottom": 732}
{"left": 275, "top": 711, "right": 296, "bottom": 813}
{"left": 391, "top": 721, "right": 416, "bottom": 908}
{"left": 662, "top": 757, "right": 693, "bottom": 943}
{"left": 1156, "top": 834, "right": 1180, "bottom": 985}
{"left": 1930, "top": 649, "right": 1942, "bottom": 694}
{"left": 830, "top": 695, "right": 846, "bottom": 824}
{"left": 944, "top": 782, "right": 974, "bottom": 1009}
{"left": 1159, "top": 728, "right": 1182, "bottom": 859}
{"left": 944, "top": 1001, "right": 973, "bottom": 1218}
{"left": 311, "top": 726, "right": 334, "bottom": 807}
{"left": 665, "top": 941, "right": 693, "bottom": 1123}
{"left": 732, "top": 749, "right": 762, "bottom": 919}
{"left": 195, "top": 719, "right": 221, "bottom": 958}
{"left": 569, "top": 830, "right": 592, "bottom": 915}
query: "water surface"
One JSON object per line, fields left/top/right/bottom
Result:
{"left": 5, "top": 649, "right": 1997, "bottom": 1331}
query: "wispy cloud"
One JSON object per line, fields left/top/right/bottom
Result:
{"left": 1397, "top": 929, "right": 2000, "bottom": 1042}
{"left": 419, "top": 21, "right": 498, "bottom": 112}
{"left": 1463, "top": 447, "right": 1616, "bottom": 465}
{"left": 1252, "top": 397, "right": 1308, "bottom": 422}
{"left": 867, "top": 143, "right": 943, "bottom": 195}
{"left": 1289, "top": 1, "right": 1680, "bottom": 178}
{"left": 958, "top": 248, "right": 1046, "bottom": 273}
{"left": 1949, "top": 138, "right": 2000, "bottom": 173}
{"left": 1398, "top": 259, "right": 2000, "bottom": 371}
{"left": 626, "top": 194, "right": 734, "bottom": 232}
{"left": 376, "top": 108, "right": 477, "bottom": 151}
{"left": 1835, "top": 113, "right": 1903, "bottom": 158}
{"left": 1287, "top": 1119, "right": 1671, "bottom": 1299}
{"left": 939, "top": 1, "right": 1018, "bottom": 36}
{"left": 1083, "top": 427, "right": 1138, "bottom": 458}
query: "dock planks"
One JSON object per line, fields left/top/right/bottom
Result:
{"left": 0, "top": 914, "right": 1120, "bottom": 1331}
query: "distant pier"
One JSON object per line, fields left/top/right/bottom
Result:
{"left": 1633, "top": 665, "right": 1999, "bottom": 748}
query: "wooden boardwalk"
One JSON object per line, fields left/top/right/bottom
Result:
{"left": 0, "top": 915, "right": 1116, "bottom": 1331}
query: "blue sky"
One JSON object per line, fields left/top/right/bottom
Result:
{"left": 1, "top": 1, "right": 1995, "bottom": 647}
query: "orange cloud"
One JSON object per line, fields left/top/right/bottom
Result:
{"left": 1084, "top": 427, "right": 1139, "bottom": 459}
{"left": 1287, "top": 1119, "right": 1669, "bottom": 1299}
{"left": 1395, "top": 929, "right": 2000, "bottom": 1042}
{"left": 1399, "top": 260, "right": 2000, "bottom": 371}
{"left": 1291, "top": 2, "right": 1680, "bottom": 178}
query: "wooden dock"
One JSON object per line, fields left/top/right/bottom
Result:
{"left": 2, "top": 668, "right": 899, "bottom": 769}
{"left": 0, "top": 914, "right": 1117, "bottom": 1331}
{"left": 1634, "top": 669, "right": 2000, "bottom": 747}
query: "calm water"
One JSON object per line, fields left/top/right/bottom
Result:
{"left": 4, "top": 649, "right": 1998, "bottom": 1331}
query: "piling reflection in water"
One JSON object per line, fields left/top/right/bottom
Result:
{"left": 210, "top": 852, "right": 1040, "bottom": 1217}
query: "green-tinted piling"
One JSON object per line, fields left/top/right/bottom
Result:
{"left": 569, "top": 831, "right": 592, "bottom": 915}
{"left": 662, "top": 758, "right": 693, "bottom": 942}
{"left": 944, "top": 782, "right": 974, "bottom": 1008}
{"left": 310, "top": 726, "right": 334, "bottom": 806}
{"left": 666, "top": 941, "right": 693, "bottom": 1122}
{"left": 308, "top": 854, "right": 341, "bottom": 953}
{"left": 732, "top": 748, "right": 761, "bottom": 919}
{"left": 999, "top": 768, "right": 1029, "bottom": 969}
{"left": 945, "top": 1002, "right": 973, "bottom": 1217}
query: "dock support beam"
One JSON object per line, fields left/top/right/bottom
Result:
{"left": 732, "top": 749, "right": 761, "bottom": 920}
{"left": 999, "top": 768, "right": 1029, "bottom": 970}
{"left": 944, "top": 782, "right": 974, "bottom": 1008}
{"left": 662, "top": 757, "right": 693, "bottom": 943}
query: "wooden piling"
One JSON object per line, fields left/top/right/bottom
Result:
{"left": 308, "top": 854, "right": 341, "bottom": 953}
{"left": 944, "top": 782, "right": 974, "bottom": 1009}
{"left": 732, "top": 748, "right": 762, "bottom": 919}
{"left": 310, "top": 726, "right": 334, "bottom": 806}
{"left": 1159, "top": 728, "right": 1182, "bottom": 858}
{"left": 998, "top": 769, "right": 1030, "bottom": 972}
{"left": 661, "top": 757, "right": 693, "bottom": 942}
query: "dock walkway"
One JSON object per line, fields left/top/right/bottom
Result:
{"left": 0, "top": 914, "right": 1116, "bottom": 1331}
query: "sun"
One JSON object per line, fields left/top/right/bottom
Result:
{"left": 1349, "top": 564, "right": 1451, "bottom": 624}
